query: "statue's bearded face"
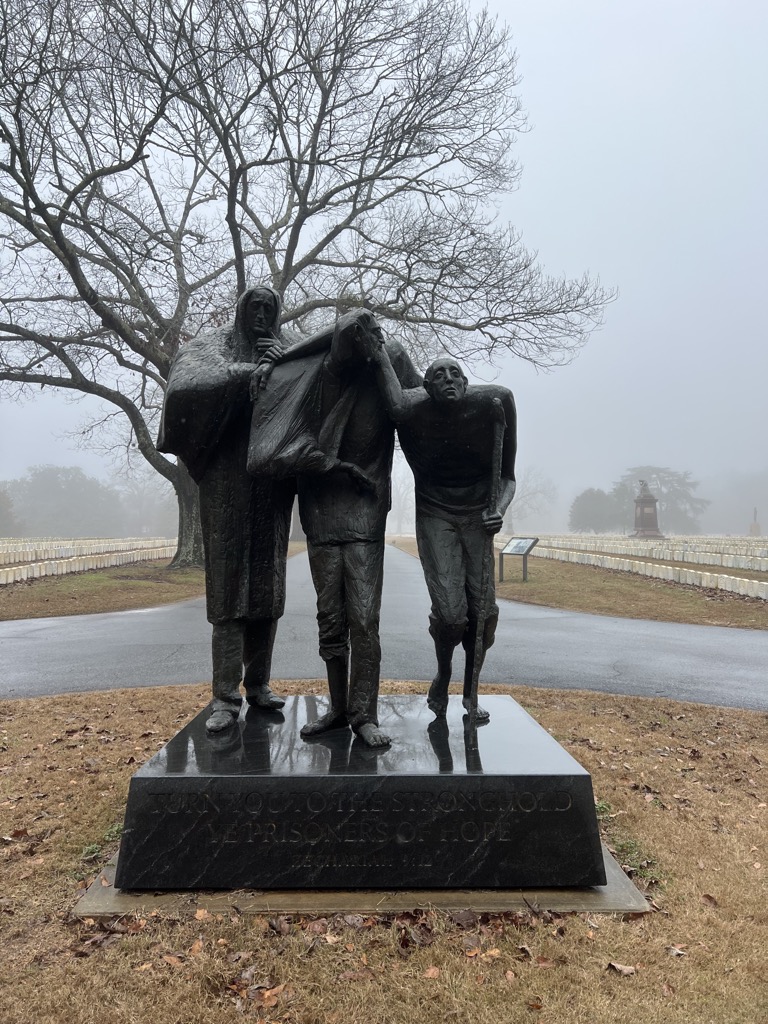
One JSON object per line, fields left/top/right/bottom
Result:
{"left": 425, "top": 359, "right": 467, "bottom": 404}
{"left": 245, "top": 291, "right": 278, "bottom": 336}
{"left": 358, "top": 318, "right": 384, "bottom": 363}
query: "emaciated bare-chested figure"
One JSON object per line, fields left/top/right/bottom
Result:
{"left": 374, "top": 351, "right": 516, "bottom": 721}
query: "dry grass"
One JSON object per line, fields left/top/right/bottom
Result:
{"left": 1, "top": 681, "right": 766, "bottom": 1024}
{"left": 0, "top": 544, "right": 307, "bottom": 622}
{"left": 0, "top": 561, "right": 205, "bottom": 621}
{"left": 389, "top": 538, "right": 768, "bottom": 630}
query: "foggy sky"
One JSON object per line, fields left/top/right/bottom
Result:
{"left": 2, "top": 1, "right": 766, "bottom": 531}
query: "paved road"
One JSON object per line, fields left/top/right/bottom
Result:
{"left": 1, "top": 546, "right": 766, "bottom": 710}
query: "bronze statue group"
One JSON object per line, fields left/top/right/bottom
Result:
{"left": 159, "top": 286, "right": 517, "bottom": 748}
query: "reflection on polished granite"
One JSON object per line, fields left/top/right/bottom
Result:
{"left": 116, "top": 696, "right": 606, "bottom": 892}
{"left": 152, "top": 695, "right": 583, "bottom": 777}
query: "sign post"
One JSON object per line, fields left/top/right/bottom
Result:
{"left": 499, "top": 537, "right": 539, "bottom": 582}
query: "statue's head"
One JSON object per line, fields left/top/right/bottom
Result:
{"left": 332, "top": 308, "right": 383, "bottom": 365}
{"left": 423, "top": 357, "right": 468, "bottom": 405}
{"left": 237, "top": 286, "right": 281, "bottom": 339}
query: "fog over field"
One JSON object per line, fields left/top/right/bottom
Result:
{"left": 1, "top": 1, "right": 765, "bottom": 535}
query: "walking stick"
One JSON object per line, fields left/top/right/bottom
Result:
{"left": 468, "top": 398, "right": 506, "bottom": 742}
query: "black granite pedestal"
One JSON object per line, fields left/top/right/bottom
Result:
{"left": 115, "top": 695, "right": 606, "bottom": 891}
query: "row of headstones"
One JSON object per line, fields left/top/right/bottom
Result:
{"left": 537, "top": 537, "right": 768, "bottom": 573}
{"left": 0, "top": 545, "right": 178, "bottom": 586}
{"left": 0, "top": 537, "right": 174, "bottom": 567}
{"left": 540, "top": 534, "right": 768, "bottom": 556}
{"left": 529, "top": 546, "right": 768, "bottom": 601}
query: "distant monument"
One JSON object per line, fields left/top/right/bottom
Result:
{"left": 632, "top": 480, "right": 664, "bottom": 538}
{"left": 749, "top": 507, "right": 761, "bottom": 537}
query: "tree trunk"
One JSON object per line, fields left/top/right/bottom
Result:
{"left": 170, "top": 463, "right": 204, "bottom": 567}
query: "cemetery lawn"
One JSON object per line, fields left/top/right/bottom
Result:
{"left": 1, "top": 681, "right": 765, "bottom": 1024}
{"left": 0, "top": 561, "right": 205, "bottom": 620}
{"left": 389, "top": 539, "right": 768, "bottom": 631}
{"left": 495, "top": 558, "right": 768, "bottom": 631}
{"left": 0, "top": 544, "right": 306, "bottom": 622}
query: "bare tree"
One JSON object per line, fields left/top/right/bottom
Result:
{"left": 503, "top": 465, "right": 557, "bottom": 534}
{"left": 388, "top": 452, "right": 415, "bottom": 536}
{"left": 0, "top": 0, "right": 611, "bottom": 563}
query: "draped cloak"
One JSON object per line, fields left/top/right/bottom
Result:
{"left": 157, "top": 287, "right": 294, "bottom": 625}
{"left": 247, "top": 330, "right": 421, "bottom": 545}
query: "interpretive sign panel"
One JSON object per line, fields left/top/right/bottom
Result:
{"left": 499, "top": 537, "right": 539, "bottom": 581}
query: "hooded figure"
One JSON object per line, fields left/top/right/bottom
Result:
{"left": 158, "top": 286, "right": 294, "bottom": 732}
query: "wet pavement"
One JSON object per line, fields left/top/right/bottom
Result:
{"left": 2, "top": 546, "right": 766, "bottom": 710}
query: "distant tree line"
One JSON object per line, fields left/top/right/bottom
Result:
{"left": 0, "top": 465, "right": 176, "bottom": 538}
{"left": 569, "top": 466, "right": 709, "bottom": 535}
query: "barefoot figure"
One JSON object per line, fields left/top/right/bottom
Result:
{"left": 374, "top": 353, "right": 516, "bottom": 721}
{"left": 250, "top": 310, "right": 420, "bottom": 747}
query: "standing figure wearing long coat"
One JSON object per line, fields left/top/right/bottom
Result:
{"left": 158, "top": 286, "right": 294, "bottom": 732}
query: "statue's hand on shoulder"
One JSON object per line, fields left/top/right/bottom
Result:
{"left": 249, "top": 343, "right": 283, "bottom": 400}
{"left": 227, "top": 361, "right": 257, "bottom": 383}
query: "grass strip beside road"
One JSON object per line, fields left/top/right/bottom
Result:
{"left": 0, "top": 561, "right": 206, "bottom": 621}
{"left": 0, "top": 544, "right": 307, "bottom": 622}
{"left": 1, "top": 681, "right": 765, "bottom": 1024}
{"left": 388, "top": 539, "right": 768, "bottom": 630}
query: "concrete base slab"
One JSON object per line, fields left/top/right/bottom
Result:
{"left": 74, "top": 844, "right": 648, "bottom": 918}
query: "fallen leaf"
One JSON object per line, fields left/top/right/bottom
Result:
{"left": 323, "top": 933, "right": 341, "bottom": 944}
{"left": 450, "top": 909, "right": 479, "bottom": 929}
{"left": 423, "top": 966, "right": 440, "bottom": 979}
{"left": 343, "top": 914, "right": 366, "bottom": 929}
{"left": 504, "top": 969, "right": 516, "bottom": 983}
{"left": 189, "top": 938, "right": 204, "bottom": 956}
{"left": 701, "top": 893, "right": 718, "bottom": 908}
{"left": 517, "top": 944, "right": 533, "bottom": 961}
{"left": 306, "top": 918, "right": 328, "bottom": 934}
{"left": 162, "top": 955, "right": 184, "bottom": 967}
{"left": 607, "top": 962, "right": 636, "bottom": 976}
{"left": 527, "top": 998, "right": 543, "bottom": 1011}
{"left": 662, "top": 982, "right": 675, "bottom": 997}
{"left": 133, "top": 962, "right": 153, "bottom": 972}
{"left": 534, "top": 956, "right": 557, "bottom": 969}
{"left": 194, "top": 908, "right": 211, "bottom": 921}
{"left": 665, "top": 945, "right": 687, "bottom": 958}
{"left": 249, "top": 982, "right": 287, "bottom": 1008}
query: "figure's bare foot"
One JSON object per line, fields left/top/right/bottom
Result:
{"left": 462, "top": 697, "right": 490, "bottom": 722}
{"left": 355, "top": 722, "right": 391, "bottom": 748}
{"left": 301, "top": 710, "right": 349, "bottom": 737}
{"left": 427, "top": 677, "right": 450, "bottom": 717}
{"left": 206, "top": 708, "right": 238, "bottom": 733}
{"left": 245, "top": 685, "right": 285, "bottom": 711}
